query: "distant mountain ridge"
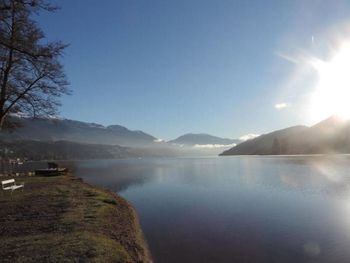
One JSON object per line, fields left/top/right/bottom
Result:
{"left": 0, "top": 117, "right": 157, "bottom": 147}
{"left": 169, "top": 133, "right": 239, "bottom": 146}
{"left": 220, "top": 116, "right": 350, "bottom": 155}
{"left": 1, "top": 117, "right": 240, "bottom": 149}
{"left": 0, "top": 117, "right": 243, "bottom": 159}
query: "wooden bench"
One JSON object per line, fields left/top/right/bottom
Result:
{"left": 1, "top": 179, "right": 24, "bottom": 194}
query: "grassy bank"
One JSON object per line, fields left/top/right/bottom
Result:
{"left": 0, "top": 174, "right": 152, "bottom": 263}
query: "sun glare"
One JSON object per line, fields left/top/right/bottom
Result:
{"left": 309, "top": 42, "right": 350, "bottom": 121}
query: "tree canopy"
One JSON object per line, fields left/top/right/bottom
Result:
{"left": 0, "top": 0, "right": 70, "bottom": 129}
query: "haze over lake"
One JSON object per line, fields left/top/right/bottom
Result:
{"left": 73, "top": 156, "right": 350, "bottom": 263}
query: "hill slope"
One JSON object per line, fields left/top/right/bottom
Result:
{"left": 0, "top": 140, "right": 140, "bottom": 160}
{"left": 220, "top": 116, "right": 350, "bottom": 155}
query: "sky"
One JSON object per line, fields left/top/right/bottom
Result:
{"left": 36, "top": 0, "right": 350, "bottom": 140}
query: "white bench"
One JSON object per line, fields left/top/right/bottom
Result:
{"left": 1, "top": 179, "right": 24, "bottom": 194}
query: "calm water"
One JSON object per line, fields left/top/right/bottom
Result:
{"left": 73, "top": 156, "right": 350, "bottom": 263}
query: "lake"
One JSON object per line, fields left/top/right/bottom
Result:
{"left": 73, "top": 155, "right": 350, "bottom": 263}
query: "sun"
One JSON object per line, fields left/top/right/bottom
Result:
{"left": 309, "top": 42, "right": 350, "bottom": 121}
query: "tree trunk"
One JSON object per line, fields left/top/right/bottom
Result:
{"left": 0, "top": 2, "right": 15, "bottom": 131}
{"left": 0, "top": 113, "right": 5, "bottom": 130}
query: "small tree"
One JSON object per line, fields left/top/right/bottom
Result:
{"left": 0, "top": 0, "right": 70, "bottom": 129}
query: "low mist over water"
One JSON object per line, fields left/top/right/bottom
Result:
{"left": 75, "top": 156, "right": 350, "bottom": 263}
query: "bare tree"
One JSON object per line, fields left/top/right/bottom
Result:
{"left": 0, "top": 0, "right": 70, "bottom": 129}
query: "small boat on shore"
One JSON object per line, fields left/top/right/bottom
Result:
{"left": 34, "top": 168, "right": 68, "bottom": 176}
{"left": 35, "top": 162, "right": 68, "bottom": 176}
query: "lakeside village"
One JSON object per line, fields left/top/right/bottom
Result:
{"left": 0, "top": 147, "right": 26, "bottom": 176}
{"left": 0, "top": 147, "right": 67, "bottom": 177}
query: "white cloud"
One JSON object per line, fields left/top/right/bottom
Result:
{"left": 275, "top": 103, "right": 289, "bottom": 110}
{"left": 275, "top": 51, "right": 299, "bottom": 64}
{"left": 171, "top": 143, "right": 185, "bottom": 147}
{"left": 239, "top": 134, "right": 260, "bottom": 142}
{"left": 154, "top": 138, "right": 165, "bottom": 143}
{"left": 193, "top": 143, "right": 236, "bottom": 149}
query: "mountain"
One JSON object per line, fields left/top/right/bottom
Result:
{"left": 220, "top": 116, "right": 350, "bottom": 155}
{"left": 0, "top": 117, "right": 241, "bottom": 159}
{"left": 0, "top": 117, "right": 157, "bottom": 147}
{"left": 169, "top": 133, "right": 239, "bottom": 146}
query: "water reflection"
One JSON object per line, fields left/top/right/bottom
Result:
{"left": 72, "top": 159, "right": 160, "bottom": 192}
{"left": 74, "top": 156, "right": 350, "bottom": 263}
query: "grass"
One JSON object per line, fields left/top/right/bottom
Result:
{"left": 0, "top": 175, "right": 151, "bottom": 263}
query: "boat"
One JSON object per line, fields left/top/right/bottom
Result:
{"left": 35, "top": 162, "right": 68, "bottom": 176}
{"left": 34, "top": 168, "right": 68, "bottom": 176}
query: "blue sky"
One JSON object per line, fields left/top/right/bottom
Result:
{"left": 37, "top": 0, "right": 350, "bottom": 140}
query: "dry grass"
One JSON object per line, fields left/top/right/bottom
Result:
{"left": 0, "top": 175, "right": 151, "bottom": 263}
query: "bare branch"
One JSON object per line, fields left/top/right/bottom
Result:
{"left": 0, "top": 0, "right": 70, "bottom": 129}
{"left": 3, "top": 74, "right": 44, "bottom": 115}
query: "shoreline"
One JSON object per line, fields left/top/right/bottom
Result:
{"left": 0, "top": 174, "right": 152, "bottom": 262}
